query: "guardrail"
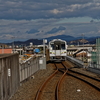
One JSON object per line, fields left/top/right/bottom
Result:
{"left": 66, "top": 56, "right": 84, "bottom": 67}
{"left": 0, "top": 54, "right": 41, "bottom": 100}
{"left": 0, "top": 54, "right": 20, "bottom": 100}
{"left": 19, "top": 56, "right": 40, "bottom": 82}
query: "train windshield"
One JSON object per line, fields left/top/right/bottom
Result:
{"left": 61, "top": 43, "right": 65, "bottom": 50}
{"left": 55, "top": 44, "right": 60, "bottom": 50}
{"left": 50, "top": 43, "right": 65, "bottom": 50}
{"left": 51, "top": 44, "right": 54, "bottom": 50}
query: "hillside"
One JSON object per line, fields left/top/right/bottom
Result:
{"left": 69, "top": 39, "right": 89, "bottom": 45}
{"left": 4, "top": 35, "right": 98, "bottom": 46}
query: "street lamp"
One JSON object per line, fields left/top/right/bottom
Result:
{"left": 2, "top": 45, "right": 4, "bottom": 54}
{"left": 43, "top": 39, "right": 47, "bottom": 57}
{"left": 11, "top": 36, "right": 15, "bottom": 53}
{"left": 82, "top": 34, "right": 84, "bottom": 61}
{"left": 82, "top": 34, "right": 85, "bottom": 68}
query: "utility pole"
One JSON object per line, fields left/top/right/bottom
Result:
{"left": 2, "top": 45, "right": 4, "bottom": 54}
{"left": 43, "top": 39, "right": 47, "bottom": 57}
{"left": 82, "top": 34, "right": 84, "bottom": 61}
{"left": 82, "top": 34, "right": 85, "bottom": 67}
{"left": 12, "top": 36, "right": 15, "bottom": 53}
{"left": 83, "top": 34, "right": 85, "bottom": 61}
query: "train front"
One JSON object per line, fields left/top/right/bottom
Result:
{"left": 49, "top": 39, "right": 67, "bottom": 61}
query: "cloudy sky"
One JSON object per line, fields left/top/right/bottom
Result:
{"left": 0, "top": 0, "right": 100, "bottom": 42}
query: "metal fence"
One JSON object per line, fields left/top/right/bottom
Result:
{"left": 0, "top": 54, "right": 20, "bottom": 100}
{"left": 0, "top": 54, "right": 41, "bottom": 100}
{"left": 66, "top": 56, "right": 84, "bottom": 67}
{"left": 19, "top": 56, "right": 40, "bottom": 82}
{"left": 90, "top": 38, "right": 100, "bottom": 69}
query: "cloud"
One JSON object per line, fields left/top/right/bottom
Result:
{"left": 26, "top": 29, "right": 39, "bottom": 34}
{"left": 90, "top": 20, "right": 94, "bottom": 22}
{"left": 0, "top": 18, "right": 100, "bottom": 41}
{"left": 0, "top": 34, "right": 14, "bottom": 40}
{"left": 46, "top": 26, "right": 66, "bottom": 34}
{"left": 50, "top": 9, "right": 63, "bottom": 14}
{"left": 0, "top": 0, "right": 100, "bottom": 20}
{"left": 1, "top": 0, "right": 100, "bottom": 42}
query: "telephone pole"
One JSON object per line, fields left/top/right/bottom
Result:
{"left": 82, "top": 34, "right": 84, "bottom": 61}
{"left": 12, "top": 36, "right": 15, "bottom": 53}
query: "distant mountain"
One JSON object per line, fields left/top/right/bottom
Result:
{"left": 69, "top": 39, "right": 89, "bottom": 45}
{"left": 6, "top": 39, "right": 43, "bottom": 46}
{"left": 69, "top": 37, "right": 98, "bottom": 44}
{"left": 46, "top": 35, "right": 76, "bottom": 42}
{"left": 45, "top": 35, "right": 97, "bottom": 44}
{"left": 5, "top": 35, "right": 99, "bottom": 46}
{"left": 86, "top": 37, "right": 99, "bottom": 44}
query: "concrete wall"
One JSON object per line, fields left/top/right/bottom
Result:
{"left": 0, "top": 54, "right": 20, "bottom": 100}
{"left": 0, "top": 54, "right": 45, "bottom": 100}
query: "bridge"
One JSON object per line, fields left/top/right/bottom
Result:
{"left": 67, "top": 45, "right": 96, "bottom": 57}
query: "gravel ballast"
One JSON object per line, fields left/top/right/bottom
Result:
{"left": 10, "top": 63, "right": 55, "bottom": 100}
{"left": 10, "top": 63, "right": 100, "bottom": 100}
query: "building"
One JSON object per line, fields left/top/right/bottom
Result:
{"left": 0, "top": 49, "right": 13, "bottom": 54}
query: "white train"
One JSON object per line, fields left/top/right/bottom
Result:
{"left": 48, "top": 39, "right": 67, "bottom": 61}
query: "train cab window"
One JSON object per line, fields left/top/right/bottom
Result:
{"left": 61, "top": 44, "right": 65, "bottom": 50}
{"left": 55, "top": 44, "right": 60, "bottom": 50}
{"left": 51, "top": 44, "right": 54, "bottom": 50}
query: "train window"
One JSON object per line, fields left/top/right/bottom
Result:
{"left": 61, "top": 44, "right": 65, "bottom": 50}
{"left": 50, "top": 42, "right": 66, "bottom": 50}
{"left": 55, "top": 44, "right": 60, "bottom": 50}
{"left": 51, "top": 44, "right": 54, "bottom": 50}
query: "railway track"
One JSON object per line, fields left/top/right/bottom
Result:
{"left": 55, "top": 63, "right": 68, "bottom": 100}
{"left": 62, "top": 61, "right": 100, "bottom": 92}
{"left": 35, "top": 62, "right": 68, "bottom": 100}
{"left": 9, "top": 59, "right": 100, "bottom": 100}
{"left": 67, "top": 70, "right": 100, "bottom": 91}
{"left": 35, "top": 57, "right": 100, "bottom": 100}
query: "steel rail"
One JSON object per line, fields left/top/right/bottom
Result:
{"left": 67, "top": 72, "right": 100, "bottom": 91}
{"left": 55, "top": 70, "right": 68, "bottom": 100}
{"left": 35, "top": 62, "right": 69, "bottom": 100}
{"left": 59, "top": 68, "right": 100, "bottom": 91}
{"left": 55, "top": 62, "right": 68, "bottom": 100}
{"left": 60, "top": 62, "right": 100, "bottom": 91}
{"left": 35, "top": 69, "right": 58, "bottom": 100}
{"left": 68, "top": 69, "right": 100, "bottom": 82}
{"left": 62, "top": 60, "right": 100, "bottom": 82}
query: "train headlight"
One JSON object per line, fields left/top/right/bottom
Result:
{"left": 61, "top": 52, "right": 66, "bottom": 54}
{"left": 50, "top": 52, "right": 55, "bottom": 54}
{"left": 50, "top": 52, "right": 52, "bottom": 54}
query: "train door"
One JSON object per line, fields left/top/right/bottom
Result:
{"left": 54, "top": 43, "right": 61, "bottom": 56}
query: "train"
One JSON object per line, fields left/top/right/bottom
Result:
{"left": 48, "top": 39, "right": 67, "bottom": 61}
